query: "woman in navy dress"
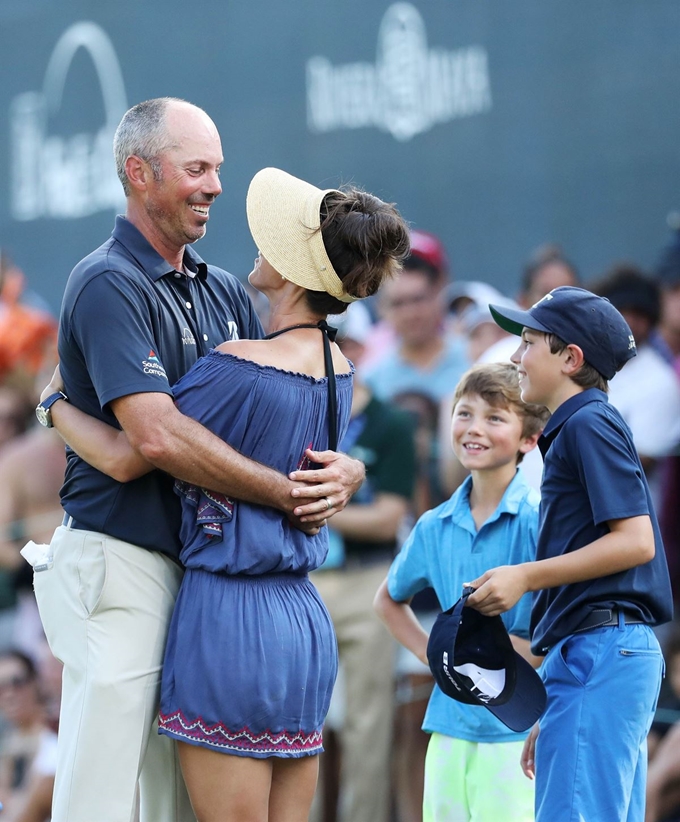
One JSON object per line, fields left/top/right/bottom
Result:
{"left": 44, "top": 167, "right": 409, "bottom": 821}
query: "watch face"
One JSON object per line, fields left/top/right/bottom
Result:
{"left": 35, "top": 405, "right": 50, "bottom": 427}
{"left": 35, "top": 391, "right": 65, "bottom": 427}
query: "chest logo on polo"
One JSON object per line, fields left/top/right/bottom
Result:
{"left": 181, "top": 327, "right": 196, "bottom": 346}
{"left": 227, "top": 321, "right": 239, "bottom": 340}
{"left": 143, "top": 350, "right": 167, "bottom": 379}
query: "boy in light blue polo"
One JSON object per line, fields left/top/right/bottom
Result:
{"left": 375, "top": 362, "right": 550, "bottom": 822}
{"left": 471, "top": 287, "right": 673, "bottom": 822}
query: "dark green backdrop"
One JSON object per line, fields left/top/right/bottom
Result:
{"left": 1, "top": 1, "right": 679, "bottom": 311}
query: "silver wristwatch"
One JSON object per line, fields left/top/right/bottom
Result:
{"left": 35, "top": 391, "right": 68, "bottom": 428}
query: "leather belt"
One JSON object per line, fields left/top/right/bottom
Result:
{"left": 575, "top": 608, "right": 646, "bottom": 633}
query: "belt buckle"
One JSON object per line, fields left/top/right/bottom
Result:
{"left": 575, "top": 608, "right": 616, "bottom": 633}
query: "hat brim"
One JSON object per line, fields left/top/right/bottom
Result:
{"left": 489, "top": 303, "right": 551, "bottom": 337}
{"left": 246, "top": 168, "right": 344, "bottom": 297}
{"left": 486, "top": 653, "right": 547, "bottom": 732}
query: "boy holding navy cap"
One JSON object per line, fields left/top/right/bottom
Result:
{"left": 469, "top": 286, "right": 673, "bottom": 822}
{"left": 375, "top": 362, "right": 549, "bottom": 822}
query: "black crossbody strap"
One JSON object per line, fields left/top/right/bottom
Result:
{"left": 263, "top": 321, "right": 339, "bottom": 451}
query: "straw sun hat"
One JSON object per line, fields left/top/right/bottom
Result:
{"left": 246, "top": 167, "right": 357, "bottom": 303}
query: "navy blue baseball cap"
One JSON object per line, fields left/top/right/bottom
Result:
{"left": 427, "top": 588, "right": 546, "bottom": 732}
{"left": 488, "top": 286, "right": 637, "bottom": 380}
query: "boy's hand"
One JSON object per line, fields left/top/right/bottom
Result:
{"left": 521, "top": 723, "right": 539, "bottom": 779}
{"left": 464, "top": 564, "right": 529, "bottom": 616}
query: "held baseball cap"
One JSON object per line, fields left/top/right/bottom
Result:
{"left": 427, "top": 587, "right": 546, "bottom": 732}
{"left": 489, "top": 286, "right": 637, "bottom": 380}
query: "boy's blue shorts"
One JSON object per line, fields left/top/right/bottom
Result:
{"left": 536, "top": 619, "right": 663, "bottom": 822}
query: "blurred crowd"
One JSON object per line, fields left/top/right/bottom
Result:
{"left": 0, "top": 251, "right": 63, "bottom": 822}
{"left": 1, "top": 223, "right": 680, "bottom": 821}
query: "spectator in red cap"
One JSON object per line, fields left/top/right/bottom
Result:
{"left": 362, "top": 233, "right": 467, "bottom": 403}
{"left": 408, "top": 230, "right": 449, "bottom": 285}
{"left": 361, "top": 229, "right": 451, "bottom": 370}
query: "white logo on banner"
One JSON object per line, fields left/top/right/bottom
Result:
{"left": 306, "top": 3, "right": 492, "bottom": 142}
{"left": 10, "top": 21, "right": 127, "bottom": 221}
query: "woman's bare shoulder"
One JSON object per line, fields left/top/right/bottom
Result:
{"left": 213, "top": 337, "right": 352, "bottom": 378}
{"left": 214, "top": 339, "right": 263, "bottom": 359}
{"left": 214, "top": 339, "right": 292, "bottom": 370}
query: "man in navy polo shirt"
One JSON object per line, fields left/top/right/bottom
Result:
{"left": 465, "top": 287, "right": 672, "bottom": 822}
{"left": 32, "top": 98, "right": 364, "bottom": 822}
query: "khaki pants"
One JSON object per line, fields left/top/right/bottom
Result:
{"left": 312, "top": 562, "right": 395, "bottom": 822}
{"left": 33, "top": 524, "right": 195, "bottom": 822}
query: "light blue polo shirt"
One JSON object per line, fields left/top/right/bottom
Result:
{"left": 388, "top": 471, "right": 539, "bottom": 743}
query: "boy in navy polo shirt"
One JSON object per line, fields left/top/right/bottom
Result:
{"left": 468, "top": 286, "right": 673, "bottom": 822}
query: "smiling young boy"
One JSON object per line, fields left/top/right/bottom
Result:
{"left": 469, "top": 286, "right": 673, "bottom": 822}
{"left": 374, "top": 362, "right": 549, "bottom": 822}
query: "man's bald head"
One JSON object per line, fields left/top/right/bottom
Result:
{"left": 113, "top": 97, "right": 217, "bottom": 196}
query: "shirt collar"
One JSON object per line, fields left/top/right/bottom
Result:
{"left": 112, "top": 215, "right": 209, "bottom": 281}
{"left": 539, "top": 387, "right": 608, "bottom": 455}
{"left": 436, "top": 469, "right": 529, "bottom": 525}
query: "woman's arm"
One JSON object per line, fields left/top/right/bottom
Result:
{"left": 41, "top": 369, "right": 152, "bottom": 482}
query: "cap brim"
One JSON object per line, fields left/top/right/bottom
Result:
{"left": 486, "top": 654, "right": 547, "bottom": 732}
{"left": 489, "top": 304, "right": 551, "bottom": 337}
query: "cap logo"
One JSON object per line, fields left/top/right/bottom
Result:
{"left": 454, "top": 662, "right": 505, "bottom": 702}
{"left": 532, "top": 292, "right": 554, "bottom": 309}
{"left": 441, "top": 651, "right": 462, "bottom": 691}
{"left": 628, "top": 334, "right": 636, "bottom": 351}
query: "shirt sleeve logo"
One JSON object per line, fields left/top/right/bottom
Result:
{"left": 143, "top": 350, "right": 168, "bottom": 379}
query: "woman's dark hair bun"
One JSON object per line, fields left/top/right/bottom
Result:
{"left": 304, "top": 187, "right": 409, "bottom": 317}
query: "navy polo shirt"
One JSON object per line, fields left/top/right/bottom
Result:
{"left": 531, "top": 388, "right": 673, "bottom": 655}
{"left": 58, "top": 216, "right": 264, "bottom": 559}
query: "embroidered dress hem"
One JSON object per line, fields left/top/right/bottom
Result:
{"left": 158, "top": 710, "right": 324, "bottom": 758}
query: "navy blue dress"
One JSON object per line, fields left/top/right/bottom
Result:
{"left": 158, "top": 349, "right": 353, "bottom": 757}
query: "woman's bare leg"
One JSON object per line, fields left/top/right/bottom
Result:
{"left": 269, "top": 756, "right": 319, "bottom": 822}
{"left": 178, "top": 741, "right": 272, "bottom": 822}
{"left": 179, "top": 741, "right": 319, "bottom": 822}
